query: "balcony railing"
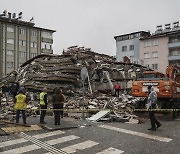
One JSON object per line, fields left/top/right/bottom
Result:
{"left": 168, "top": 55, "right": 180, "bottom": 61}
{"left": 168, "top": 42, "right": 180, "bottom": 48}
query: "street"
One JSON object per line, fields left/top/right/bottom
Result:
{"left": 0, "top": 117, "right": 180, "bottom": 154}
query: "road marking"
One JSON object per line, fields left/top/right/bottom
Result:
{"left": 0, "top": 134, "right": 79, "bottom": 154}
{"left": 0, "top": 145, "right": 40, "bottom": 154}
{"left": 34, "top": 130, "right": 65, "bottom": 139}
{"left": 19, "top": 132, "right": 67, "bottom": 154}
{"left": 61, "top": 140, "right": 99, "bottom": 153}
{"left": 0, "top": 130, "right": 65, "bottom": 148}
{"left": 0, "top": 138, "right": 27, "bottom": 148}
{"left": 46, "top": 135, "right": 80, "bottom": 145}
{"left": 96, "top": 147, "right": 124, "bottom": 154}
{"left": 99, "top": 125, "right": 172, "bottom": 142}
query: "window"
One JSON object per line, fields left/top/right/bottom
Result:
{"left": 19, "top": 28, "right": 26, "bottom": 35}
{"left": 169, "top": 49, "right": 180, "bottom": 56}
{"left": 7, "top": 38, "right": 14, "bottom": 44}
{"left": 42, "top": 31, "right": 52, "bottom": 39}
{"left": 31, "top": 30, "right": 37, "bottom": 37}
{"left": 31, "top": 42, "right": 37, "bottom": 48}
{"left": 19, "top": 40, "right": 26, "bottom": 46}
{"left": 7, "top": 26, "right": 14, "bottom": 32}
{"left": 41, "top": 42, "right": 52, "bottom": 49}
{"left": 152, "top": 64, "right": 158, "bottom": 70}
{"left": 31, "top": 53, "right": 37, "bottom": 58}
{"left": 7, "top": 50, "right": 14, "bottom": 56}
{"left": 19, "top": 51, "right": 26, "bottom": 58}
{"left": 144, "top": 40, "right": 158, "bottom": 47}
{"left": 122, "top": 46, "right": 127, "bottom": 52}
{"left": 129, "top": 45, "right": 134, "bottom": 51}
{"left": 144, "top": 52, "right": 150, "bottom": 59}
{"left": 172, "top": 50, "right": 178, "bottom": 56}
{"left": 129, "top": 34, "right": 134, "bottom": 39}
{"left": 152, "top": 40, "right": 158, "bottom": 46}
{"left": 7, "top": 61, "right": 14, "bottom": 68}
{"left": 169, "top": 36, "right": 180, "bottom": 43}
{"left": 152, "top": 51, "right": 158, "bottom": 58}
{"left": 144, "top": 40, "right": 152, "bottom": 47}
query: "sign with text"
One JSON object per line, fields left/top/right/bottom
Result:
{"left": 142, "top": 82, "right": 159, "bottom": 86}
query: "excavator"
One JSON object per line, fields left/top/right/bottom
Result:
{"left": 132, "top": 64, "right": 180, "bottom": 112}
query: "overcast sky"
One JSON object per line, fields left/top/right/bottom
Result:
{"left": 1, "top": 0, "right": 180, "bottom": 55}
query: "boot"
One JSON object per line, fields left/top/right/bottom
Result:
{"left": 148, "top": 127, "right": 156, "bottom": 131}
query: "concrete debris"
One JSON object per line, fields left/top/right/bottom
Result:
{"left": 0, "top": 46, "right": 150, "bottom": 123}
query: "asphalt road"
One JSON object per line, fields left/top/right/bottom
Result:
{"left": 0, "top": 118, "right": 180, "bottom": 154}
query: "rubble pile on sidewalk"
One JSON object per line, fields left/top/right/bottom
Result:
{"left": 0, "top": 46, "right": 149, "bottom": 123}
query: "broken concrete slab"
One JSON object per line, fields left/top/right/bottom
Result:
{"left": 87, "top": 110, "right": 111, "bottom": 121}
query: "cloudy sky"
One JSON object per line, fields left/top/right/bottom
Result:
{"left": 1, "top": 0, "right": 180, "bottom": 55}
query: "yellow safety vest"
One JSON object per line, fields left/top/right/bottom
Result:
{"left": 40, "top": 92, "right": 47, "bottom": 105}
{"left": 14, "top": 93, "right": 27, "bottom": 110}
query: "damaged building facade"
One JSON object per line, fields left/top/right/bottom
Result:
{"left": 0, "top": 10, "right": 56, "bottom": 79}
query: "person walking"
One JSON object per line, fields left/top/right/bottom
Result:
{"left": 39, "top": 87, "right": 48, "bottom": 124}
{"left": 113, "top": 82, "right": 121, "bottom": 97}
{"left": 51, "top": 88, "right": 66, "bottom": 125}
{"left": 14, "top": 89, "right": 28, "bottom": 124}
{"left": 147, "top": 85, "right": 162, "bottom": 131}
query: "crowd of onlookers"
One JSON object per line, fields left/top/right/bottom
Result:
{"left": 0, "top": 84, "right": 66, "bottom": 126}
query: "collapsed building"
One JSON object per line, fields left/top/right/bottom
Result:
{"left": 0, "top": 46, "right": 150, "bottom": 93}
{"left": 0, "top": 46, "right": 150, "bottom": 122}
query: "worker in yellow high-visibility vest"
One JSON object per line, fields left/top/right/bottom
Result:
{"left": 39, "top": 87, "right": 48, "bottom": 124}
{"left": 14, "top": 89, "right": 29, "bottom": 124}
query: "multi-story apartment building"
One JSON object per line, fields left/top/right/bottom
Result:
{"left": 114, "top": 31, "right": 150, "bottom": 63}
{"left": 139, "top": 22, "right": 180, "bottom": 73}
{"left": 0, "top": 11, "right": 55, "bottom": 78}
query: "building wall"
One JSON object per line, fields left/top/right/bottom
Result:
{"left": 0, "top": 19, "right": 55, "bottom": 78}
{"left": 139, "top": 37, "right": 169, "bottom": 73}
{"left": 116, "top": 38, "right": 139, "bottom": 62}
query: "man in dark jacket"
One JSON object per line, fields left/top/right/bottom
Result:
{"left": 147, "top": 85, "right": 162, "bottom": 131}
{"left": 51, "top": 88, "right": 66, "bottom": 125}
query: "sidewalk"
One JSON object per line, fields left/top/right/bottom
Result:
{"left": 26, "top": 115, "right": 93, "bottom": 130}
{"left": 0, "top": 115, "right": 94, "bottom": 134}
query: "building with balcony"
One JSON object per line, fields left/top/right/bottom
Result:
{"left": 114, "top": 31, "right": 150, "bottom": 63}
{"left": 139, "top": 22, "right": 180, "bottom": 73}
{"left": 0, "top": 11, "right": 56, "bottom": 78}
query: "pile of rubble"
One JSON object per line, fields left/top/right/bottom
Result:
{"left": 0, "top": 46, "right": 150, "bottom": 93}
{"left": 0, "top": 46, "right": 149, "bottom": 123}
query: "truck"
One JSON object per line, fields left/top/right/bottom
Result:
{"left": 132, "top": 64, "right": 180, "bottom": 111}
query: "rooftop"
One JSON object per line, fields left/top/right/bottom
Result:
{"left": 0, "top": 12, "right": 56, "bottom": 33}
